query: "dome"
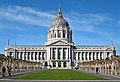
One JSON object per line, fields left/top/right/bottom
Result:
{"left": 50, "top": 7, "right": 69, "bottom": 29}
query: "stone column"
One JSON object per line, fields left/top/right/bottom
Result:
{"left": 80, "top": 52, "right": 82, "bottom": 61}
{"left": 56, "top": 31, "right": 58, "bottom": 39}
{"left": 66, "top": 30, "right": 68, "bottom": 38}
{"left": 91, "top": 52, "right": 93, "bottom": 61}
{"left": 102, "top": 52, "right": 104, "bottom": 59}
{"left": 40, "top": 52, "right": 42, "bottom": 60}
{"left": 104, "top": 51, "right": 106, "bottom": 59}
{"left": 61, "top": 62, "right": 63, "bottom": 68}
{"left": 22, "top": 52, "right": 24, "bottom": 60}
{"left": 83, "top": 52, "right": 86, "bottom": 61}
{"left": 98, "top": 52, "right": 100, "bottom": 60}
{"left": 33, "top": 52, "right": 35, "bottom": 61}
{"left": 23, "top": 52, "right": 25, "bottom": 61}
{"left": 19, "top": 52, "right": 21, "bottom": 59}
{"left": 87, "top": 52, "right": 89, "bottom": 61}
{"left": 95, "top": 52, "right": 97, "bottom": 60}
{"left": 76, "top": 52, "right": 78, "bottom": 61}
{"left": 61, "top": 30, "right": 63, "bottom": 38}
{"left": 56, "top": 62, "right": 58, "bottom": 68}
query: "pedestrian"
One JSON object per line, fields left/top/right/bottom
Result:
{"left": 2, "top": 66, "right": 6, "bottom": 77}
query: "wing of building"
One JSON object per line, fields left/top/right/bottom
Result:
{"left": 4, "top": 7, "right": 116, "bottom": 69}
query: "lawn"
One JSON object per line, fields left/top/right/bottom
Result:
{"left": 14, "top": 69, "right": 106, "bottom": 80}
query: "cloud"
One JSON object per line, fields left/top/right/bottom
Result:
{"left": 0, "top": 5, "right": 111, "bottom": 33}
{"left": 0, "top": 6, "right": 56, "bottom": 27}
{"left": 64, "top": 12, "right": 111, "bottom": 32}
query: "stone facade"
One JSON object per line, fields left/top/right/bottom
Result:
{"left": 4, "top": 7, "right": 116, "bottom": 69}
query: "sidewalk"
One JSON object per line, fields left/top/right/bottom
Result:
{"left": 0, "top": 70, "right": 42, "bottom": 79}
{"left": 77, "top": 70, "right": 120, "bottom": 80}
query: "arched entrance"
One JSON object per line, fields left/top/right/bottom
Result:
{"left": 58, "top": 62, "right": 61, "bottom": 67}
{"left": 96, "top": 67, "right": 99, "bottom": 73}
{"left": 44, "top": 62, "right": 48, "bottom": 66}
{"left": 53, "top": 62, "right": 56, "bottom": 67}
{"left": 63, "top": 62, "right": 67, "bottom": 67}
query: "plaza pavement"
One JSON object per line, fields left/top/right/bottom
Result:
{"left": 77, "top": 70, "right": 120, "bottom": 80}
{"left": 0, "top": 69, "right": 120, "bottom": 82}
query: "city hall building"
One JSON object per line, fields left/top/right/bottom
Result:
{"left": 4, "top": 7, "right": 116, "bottom": 69}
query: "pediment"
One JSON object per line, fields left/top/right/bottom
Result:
{"left": 6, "top": 48, "right": 14, "bottom": 51}
{"left": 50, "top": 40, "right": 69, "bottom": 46}
{"left": 106, "top": 48, "right": 112, "bottom": 51}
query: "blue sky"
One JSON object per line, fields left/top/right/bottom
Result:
{"left": 0, "top": 0, "right": 120, "bottom": 54}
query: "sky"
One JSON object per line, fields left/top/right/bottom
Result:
{"left": 0, "top": 0, "right": 120, "bottom": 54}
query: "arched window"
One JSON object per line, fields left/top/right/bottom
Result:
{"left": 51, "top": 34, "right": 52, "bottom": 38}
{"left": 63, "top": 62, "right": 67, "bottom": 67}
{"left": 53, "top": 62, "right": 56, "bottom": 67}
{"left": 58, "top": 62, "right": 61, "bottom": 67}
{"left": 58, "top": 32, "right": 61, "bottom": 38}
{"left": 54, "top": 33, "right": 56, "bottom": 38}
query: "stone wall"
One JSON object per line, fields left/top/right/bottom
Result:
{"left": 79, "top": 55, "right": 120, "bottom": 76}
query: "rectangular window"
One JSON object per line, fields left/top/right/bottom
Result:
{"left": 58, "top": 48, "right": 61, "bottom": 59}
{"left": 53, "top": 48, "right": 55, "bottom": 59}
{"left": 63, "top": 48, "right": 66, "bottom": 59}
{"left": 63, "top": 30, "right": 66, "bottom": 38}
{"left": 31, "top": 52, "right": 34, "bottom": 60}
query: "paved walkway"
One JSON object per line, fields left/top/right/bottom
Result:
{"left": 0, "top": 79, "right": 120, "bottom": 82}
{"left": 0, "top": 70, "right": 43, "bottom": 79}
{"left": 77, "top": 70, "right": 120, "bottom": 80}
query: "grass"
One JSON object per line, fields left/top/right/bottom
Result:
{"left": 14, "top": 69, "right": 106, "bottom": 80}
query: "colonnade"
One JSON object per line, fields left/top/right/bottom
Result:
{"left": 50, "top": 48, "right": 70, "bottom": 60}
{"left": 75, "top": 51, "right": 112, "bottom": 61}
{"left": 8, "top": 51, "right": 46, "bottom": 61}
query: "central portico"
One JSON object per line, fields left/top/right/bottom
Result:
{"left": 45, "top": 7, "right": 74, "bottom": 69}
